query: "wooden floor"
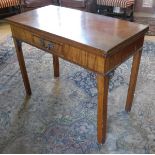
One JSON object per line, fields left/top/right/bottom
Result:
{"left": 0, "top": 19, "right": 155, "bottom": 42}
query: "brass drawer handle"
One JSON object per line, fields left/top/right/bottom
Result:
{"left": 39, "top": 39, "right": 54, "bottom": 50}
{"left": 46, "top": 43, "right": 54, "bottom": 50}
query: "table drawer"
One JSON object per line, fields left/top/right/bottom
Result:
{"left": 32, "top": 34, "right": 62, "bottom": 54}
{"left": 11, "top": 25, "right": 63, "bottom": 55}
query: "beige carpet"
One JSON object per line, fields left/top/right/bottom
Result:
{"left": 0, "top": 21, "right": 11, "bottom": 42}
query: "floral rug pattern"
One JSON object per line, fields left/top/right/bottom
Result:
{"left": 0, "top": 37, "right": 155, "bottom": 153}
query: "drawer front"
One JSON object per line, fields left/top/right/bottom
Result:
{"left": 32, "top": 34, "right": 62, "bottom": 54}
{"left": 11, "top": 26, "right": 63, "bottom": 55}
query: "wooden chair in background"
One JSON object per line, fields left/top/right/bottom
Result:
{"left": 0, "top": 0, "right": 22, "bottom": 18}
{"left": 59, "top": 0, "right": 97, "bottom": 13}
{"left": 97, "top": 0, "right": 135, "bottom": 21}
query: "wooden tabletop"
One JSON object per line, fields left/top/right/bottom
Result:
{"left": 6, "top": 5, "right": 148, "bottom": 54}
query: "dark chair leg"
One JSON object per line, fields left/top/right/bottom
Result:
{"left": 97, "top": 5, "right": 101, "bottom": 14}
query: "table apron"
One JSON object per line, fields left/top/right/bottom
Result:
{"left": 11, "top": 25, "right": 106, "bottom": 74}
{"left": 104, "top": 36, "right": 144, "bottom": 74}
{"left": 11, "top": 25, "right": 144, "bottom": 76}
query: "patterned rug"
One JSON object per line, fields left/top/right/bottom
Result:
{"left": 0, "top": 36, "right": 155, "bottom": 153}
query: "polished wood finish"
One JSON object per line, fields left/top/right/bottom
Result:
{"left": 125, "top": 48, "right": 143, "bottom": 112}
{"left": 97, "top": 74, "right": 109, "bottom": 143}
{"left": 6, "top": 5, "right": 149, "bottom": 144}
{"left": 13, "top": 38, "right": 31, "bottom": 95}
{"left": 53, "top": 55, "right": 59, "bottom": 77}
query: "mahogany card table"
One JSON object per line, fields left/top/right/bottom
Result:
{"left": 6, "top": 5, "right": 149, "bottom": 144}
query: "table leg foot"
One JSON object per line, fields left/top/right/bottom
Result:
{"left": 53, "top": 55, "right": 59, "bottom": 77}
{"left": 125, "top": 50, "right": 142, "bottom": 112}
{"left": 97, "top": 74, "right": 109, "bottom": 144}
{"left": 13, "top": 38, "right": 32, "bottom": 95}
